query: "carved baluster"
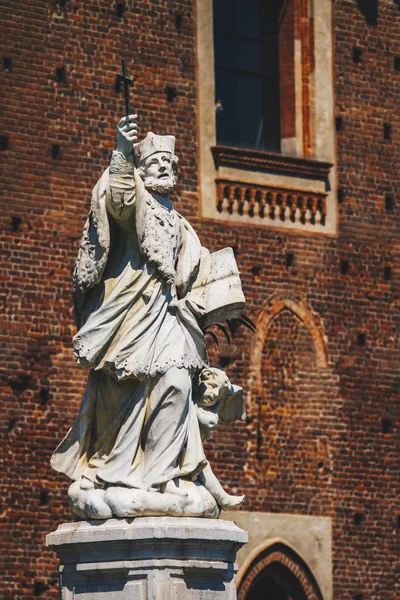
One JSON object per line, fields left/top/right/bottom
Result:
{"left": 265, "top": 191, "right": 272, "bottom": 219}
{"left": 222, "top": 191, "right": 232, "bottom": 214}
{"left": 226, "top": 186, "right": 236, "bottom": 214}
{"left": 310, "top": 196, "right": 318, "bottom": 225}
{"left": 232, "top": 186, "right": 243, "bottom": 215}
{"left": 297, "top": 196, "right": 306, "bottom": 224}
{"left": 293, "top": 195, "right": 302, "bottom": 223}
{"left": 256, "top": 189, "right": 265, "bottom": 218}
{"left": 241, "top": 187, "right": 249, "bottom": 216}
{"left": 269, "top": 191, "right": 277, "bottom": 220}
{"left": 247, "top": 187, "right": 256, "bottom": 217}
{"left": 304, "top": 197, "right": 313, "bottom": 225}
{"left": 284, "top": 194, "right": 292, "bottom": 222}
{"left": 320, "top": 197, "right": 327, "bottom": 226}
{"left": 278, "top": 192, "right": 287, "bottom": 222}
{"left": 217, "top": 183, "right": 228, "bottom": 213}
{"left": 237, "top": 186, "right": 245, "bottom": 216}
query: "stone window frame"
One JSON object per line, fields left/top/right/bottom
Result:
{"left": 196, "top": 0, "right": 337, "bottom": 235}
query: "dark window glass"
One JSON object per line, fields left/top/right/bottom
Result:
{"left": 214, "top": 0, "right": 282, "bottom": 152}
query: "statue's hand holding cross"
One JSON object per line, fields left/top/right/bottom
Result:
{"left": 117, "top": 114, "right": 138, "bottom": 158}
{"left": 116, "top": 58, "right": 138, "bottom": 157}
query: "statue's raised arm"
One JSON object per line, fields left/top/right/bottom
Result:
{"left": 51, "top": 114, "right": 247, "bottom": 520}
{"left": 106, "top": 114, "right": 139, "bottom": 222}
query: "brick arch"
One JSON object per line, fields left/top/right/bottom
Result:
{"left": 237, "top": 539, "right": 324, "bottom": 600}
{"left": 248, "top": 294, "right": 328, "bottom": 397}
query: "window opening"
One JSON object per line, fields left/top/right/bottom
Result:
{"left": 213, "top": 0, "right": 283, "bottom": 152}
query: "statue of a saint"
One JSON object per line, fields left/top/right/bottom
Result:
{"left": 51, "top": 115, "right": 246, "bottom": 519}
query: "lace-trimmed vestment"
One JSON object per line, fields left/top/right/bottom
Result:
{"left": 72, "top": 151, "right": 207, "bottom": 381}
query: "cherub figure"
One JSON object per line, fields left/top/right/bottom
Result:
{"left": 193, "top": 367, "right": 246, "bottom": 511}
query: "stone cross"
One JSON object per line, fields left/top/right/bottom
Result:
{"left": 117, "top": 58, "right": 133, "bottom": 124}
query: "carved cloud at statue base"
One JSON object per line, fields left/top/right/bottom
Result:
{"left": 68, "top": 478, "right": 219, "bottom": 520}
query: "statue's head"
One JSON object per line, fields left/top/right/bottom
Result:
{"left": 134, "top": 132, "right": 178, "bottom": 196}
{"left": 195, "top": 367, "right": 231, "bottom": 408}
{"left": 194, "top": 366, "right": 246, "bottom": 423}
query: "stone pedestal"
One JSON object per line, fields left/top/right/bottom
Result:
{"left": 46, "top": 517, "right": 247, "bottom": 600}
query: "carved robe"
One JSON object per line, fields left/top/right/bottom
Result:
{"left": 51, "top": 152, "right": 208, "bottom": 490}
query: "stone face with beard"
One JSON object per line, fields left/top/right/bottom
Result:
{"left": 138, "top": 151, "right": 177, "bottom": 196}
{"left": 134, "top": 130, "right": 178, "bottom": 196}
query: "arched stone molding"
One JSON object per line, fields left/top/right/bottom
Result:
{"left": 237, "top": 539, "right": 324, "bottom": 600}
{"left": 248, "top": 293, "right": 328, "bottom": 399}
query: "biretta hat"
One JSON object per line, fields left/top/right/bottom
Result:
{"left": 134, "top": 131, "right": 175, "bottom": 163}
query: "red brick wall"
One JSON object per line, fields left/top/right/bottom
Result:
{"left": 0, "top": 1, "right": 399, "bottom": 599}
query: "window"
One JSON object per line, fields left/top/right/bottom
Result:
{"left": 196, "top": 0, "right": 337, "bottom": 235}
{"left": 214, "top": 0, "right": 281, "bottom": 152}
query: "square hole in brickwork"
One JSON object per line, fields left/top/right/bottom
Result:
{"left": 114, "top": 75, "right": 122, "bottom": 93}
{"left": 0, "top": 135, "right": 9, "bottom": 151}
{"left": 116, "top": 0, "right": 125, "bottom": 18}
{"left": 335, "top": 116, "right": 343, "bottom": 131}
{"left": 397, "top": 515, "right": 400, "bottom": 529}
{"left": 11, "top": 216, "right": 22, "bottom": 232}
{"left": 357, "top": 333, "right": 366, "bottom": 346}
{"left": 384, "top": 123, "right": 392, "bottom": 140}
{"left": 384, "top": 266, "right": 392, "bottom": 280}
{"left": 55, "top": 66, "right": 66, "bottom": 83}
{"left": 219, "top": 356, "right": 234, "bottom": 368}
{"left": 285, "top": 253, "right": 294, "bottom": 268}
{"left": 395, "top": 57, "right": 400, "bottom": 71}
{"left": 52, "top": 144, "right": 61, "bottom": 159}
{"left": 352, "top": 47, "right": 362, "bottom": 63}
{"left": 166, "top": 86, "right": 177, "bottom": 102}
{"left": 3, "top": 57, "right": 12, "bottom": 72}
{"left": 8, "top": 418, "right": 17, "bottom": 432}
{"left": 338, "top": 188, "right": 345, "bottom": 204}
{"left": 39, "top": 388, "right": 49, "bottom": 405}
{"left": 34, "top": 582, "right": 49, "bottom": 596}
{"left": 340, "top": 259, "right": 350, "bottom": 275}
{"left": 251, "top": 265, "right": 262, "bottom": 281}
{"left": 352, "top": 595, "right": 363, "bottom": 600}
{"left": 40, "top": 490, "right": 50, "bottom": 505}
{"left": 382, "top": 418, "right": 392, "bottom": 434}
{"left": 175, "top": 13, "right": 183, "bottom": 30}
{"left": 385, "top": 194, "right": 394, "bottom": 212}
{"left": 353, "top": 512, "right": 364, "bottom": 525}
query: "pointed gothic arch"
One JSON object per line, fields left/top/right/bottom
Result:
{"left": 248, "top": 294, "right": 328, "bottom": 398}
{"left": 237, "top": 539, "right": 324, "bottom": 600}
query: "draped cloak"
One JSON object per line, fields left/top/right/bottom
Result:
{"left": 51, "top": 156, "right": 208, "bottom": 490}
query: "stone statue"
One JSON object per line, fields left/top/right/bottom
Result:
{"left": 51, "top": 115, "right": 247, "bottom": 519}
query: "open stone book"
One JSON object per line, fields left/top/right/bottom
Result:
{"left": 190, "top": 247, "right": 246, "bottom": 329}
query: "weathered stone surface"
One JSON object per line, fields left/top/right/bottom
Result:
{"left": 47, "top": 517, "right": 248, "bottom": 599}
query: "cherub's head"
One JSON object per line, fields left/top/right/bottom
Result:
{"left": 195, "top": 367, "right": 231, "bottom": 408}
{"left": 134, "top": 132, "right": 178, "bottom": 196}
